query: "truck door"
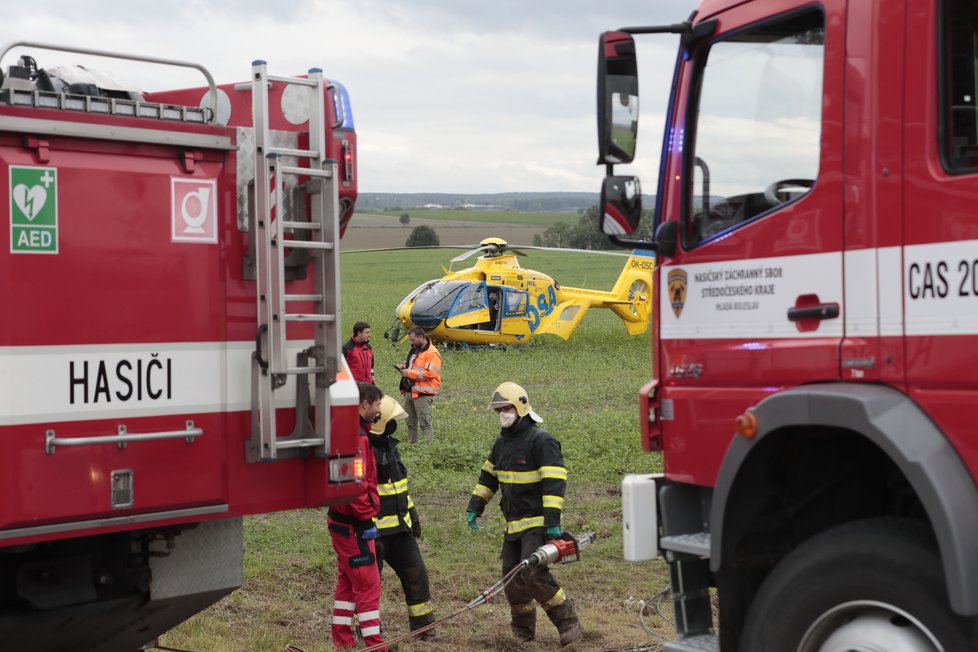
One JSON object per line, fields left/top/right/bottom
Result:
{"left": 901, "top": 0, "right": 978, "bottom": 479}
{"left": 657, "top": 3, "right": 845, "bottom": 485}
{"left": 841, "top": 0, "right": 906, "bottom": 388}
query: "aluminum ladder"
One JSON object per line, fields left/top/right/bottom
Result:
{"left": 248, "top": 60, "right": 341, "bottom": 462}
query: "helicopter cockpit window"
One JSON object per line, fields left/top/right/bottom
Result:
{"left": 504, "top": 290, "right": 528, "bottom": 316}
{"left": 449, "top": 283, "right": 488, "bottom": 317}
{"left": 411, "top": 280, "right": 468, "bottom": 317}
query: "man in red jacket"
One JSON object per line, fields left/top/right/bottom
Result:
{"left": 327, "top": 382, "right": 386, "bottom": 651}
{"left": 342, "top": 321, "right": 375, "bottom": 384}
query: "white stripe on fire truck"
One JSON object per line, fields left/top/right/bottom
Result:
{"left": 662, "top": 241, "right": 978, "bottom": 340}
{"left": 0, "top": 340, "right": 358, "bottom": 426}
{"left": 660, "top": 251, "right": 845, "bottom": 340}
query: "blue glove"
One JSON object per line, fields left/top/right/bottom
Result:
{"left": 467, "top": 511, "right": 479, "bottom": 531}
{"left": 546, "top": 526, "right": 562, "bottom": 540}
{"left": 360, "top": 526, "right": 379, "bottom": 540}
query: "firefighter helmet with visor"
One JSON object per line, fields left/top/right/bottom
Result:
{"left": 370, "top": 395, "right": 408, "bottom": 435}
{"left": 487, "top": 382, "right": 543, "bottom": 423}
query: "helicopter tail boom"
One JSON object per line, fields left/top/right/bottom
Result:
{"left": 556, "top": 252, "right": 654, "bottom": 336}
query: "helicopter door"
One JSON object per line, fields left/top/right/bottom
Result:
{"left": 445, "top": 282, "right": 491, "bottom": 328}
{"left": 479, "top": 287, "right": 503, "bottom": 331}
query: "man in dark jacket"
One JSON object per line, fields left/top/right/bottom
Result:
{"left": 342, "top": 321, "right": 374, "bottom": 384}
{"left": 465, "top": 382, "right": 582, "bottom": 648}
{"left": 368, "top": 395, "right": 436, "bottom": 638}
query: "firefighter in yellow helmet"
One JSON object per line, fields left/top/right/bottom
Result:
{"left": 466, "top": 382, "right": 582, "bottom": 648}
{"left": 368, "top": 395, "right": 436, "bottom": 637}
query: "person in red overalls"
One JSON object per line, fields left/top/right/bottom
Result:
{"left": 327, "top": 382, "right": 386, "bottom": 651}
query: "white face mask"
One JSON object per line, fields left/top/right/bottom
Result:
{"left": 499, "top": 410, "right": 518, "bottom": 428}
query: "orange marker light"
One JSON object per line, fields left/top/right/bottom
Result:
{"left": 735, "top": 412, "right": 758, "bottom": 438}
{"left": 353, "top": 455, "right": 365, "bottom": 481}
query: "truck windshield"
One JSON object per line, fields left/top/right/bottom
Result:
{"left": 686, "top": 12, "right": 824, "bottom": 245}
{"left": 944, "top": 0, "right": 978, "bottom": 171}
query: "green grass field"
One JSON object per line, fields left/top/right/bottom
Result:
{"left": 359, "top": 209, "right": 578, "bottom": 226}
{"left": 160, "top": 249, "right": 670, "bottom": 651}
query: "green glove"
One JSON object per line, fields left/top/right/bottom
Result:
{"left": 467, "top": 511, "right": 479, "bottom": 531}
{"left": 546, "top": 526, "right": 561, "bottom": 540}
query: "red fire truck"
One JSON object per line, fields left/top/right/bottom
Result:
{"left": 0, "top": 43, "right": 363, "bottom": 650}
{"left": 601, "top": 1, "right": 978, "bottom": 650}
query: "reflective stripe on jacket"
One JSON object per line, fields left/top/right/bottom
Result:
{"left": 466, "top": 417, "right": 567, "bottom": 540}
{"left": 370, "top": 433, "right": 416, "bottom": 536}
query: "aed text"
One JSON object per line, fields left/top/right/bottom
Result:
{"left": 69, "top": 355, "right": 173, "bottom": 404}
{"left": 908, "top": 260, "right": 978, "bottom": 299}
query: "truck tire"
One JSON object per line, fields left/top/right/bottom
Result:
{"left": 739, "top": 518, "right": 977, "bottom": 651}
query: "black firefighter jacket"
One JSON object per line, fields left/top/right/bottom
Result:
{"left": 467, "top": 417, "right": 567, "bottom": 540}
{"left": 370, "top": 433, "right": 419, "bottom": 536}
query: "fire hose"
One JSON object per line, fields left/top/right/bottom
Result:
{"left": 152, "top": 532, "right": 596, "bottom": 652}
{"left": 350, "top": 531, "right": 595, "bottom": 652}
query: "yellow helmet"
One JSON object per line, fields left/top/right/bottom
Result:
{"left": 370, "top": 395, "right": 408, "bottom": 435}
{"left": 487, "top": 382, "right": 543, "bottom": 422}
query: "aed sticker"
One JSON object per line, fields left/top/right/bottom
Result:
{"left": 171, "top": 177, "right": 218, "bottom": 243}
{"left": 10, "top": 165, "right": 58, "bottom": 254}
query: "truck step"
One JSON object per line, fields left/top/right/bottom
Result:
{"left": 664, "top": 634, "right": 719, "bottom": 652}
{"left": 660, "top": 531, "right": 711, "bottom": 557}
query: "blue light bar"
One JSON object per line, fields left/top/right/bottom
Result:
{"left": 331, "top": 81, "right": 355, "bottom": 130}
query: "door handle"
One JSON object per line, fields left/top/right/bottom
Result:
{"left": 787, "top": 303, "right": 839, "bottom": 321}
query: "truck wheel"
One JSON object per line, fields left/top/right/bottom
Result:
{"left": 739, "top": 518, "right": 977, "bottom": 651}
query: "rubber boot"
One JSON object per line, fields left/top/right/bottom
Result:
{"left": 545, "top": 601, "right": 582, "bottom": 648}
{"left": 409, "top": 614, "right": 436, "bottom": 641}
{"left": 510, "top": 602, "right": 537, "bottom": 642}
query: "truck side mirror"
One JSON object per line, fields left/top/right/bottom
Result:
{"left": 597, "top": 31, "right": 639, "bottom": 165}
{"left": 654, "top": 220, "right": 678, "bottom": 257}
{"left": 600, "top": 176, "right": 642, "bottom": 236}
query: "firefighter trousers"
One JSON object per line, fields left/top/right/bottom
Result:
{"left": 327, "top": 517, "right": 386, "bottom": 651}
{"left": 501, "top": 529, "right": 580, "bottom": 643}
{"left": 375, "top": 531, "right": 435, "bottom": 630}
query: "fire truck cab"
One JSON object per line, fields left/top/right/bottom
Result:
{"left": 0, "top": 43, "right": 363, "bottom": 651}
{"left": 603, "top": 1, "right": 978, "bottom": 650}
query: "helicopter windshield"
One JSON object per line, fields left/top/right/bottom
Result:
{"left": 411, "top": 280, "right": 469, "bottom": 318}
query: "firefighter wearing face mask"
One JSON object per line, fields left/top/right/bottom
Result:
{"left": 369, "top": 395, "right": 436, "bottom": 638}
{"left": 465, "top": 382, "right": 582, "bottom": 649}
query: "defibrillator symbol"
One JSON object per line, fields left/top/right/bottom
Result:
{"left": 667, "top": 268, "right": 687, "bottom": 318}
{"left": 10, "top": 165, "right": 58, "bottom": 254}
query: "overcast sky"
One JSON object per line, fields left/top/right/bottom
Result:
{"left": 2, "top": 1, "right": 699, "bottom": 193}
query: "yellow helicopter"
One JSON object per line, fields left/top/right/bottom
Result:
{"left": 383, "top": 238, "right": 655, "bottom": 346}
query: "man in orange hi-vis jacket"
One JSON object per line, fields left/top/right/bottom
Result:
{"left": 397, "top": 326, "right": 442, "bottom": 444}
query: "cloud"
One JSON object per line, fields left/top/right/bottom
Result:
{"left": 2, "top": 0, "right": 699, "bottom": 192}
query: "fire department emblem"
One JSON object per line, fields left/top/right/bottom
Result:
{"left": 667, "top": 268, "right": 687, "bottom": 318}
